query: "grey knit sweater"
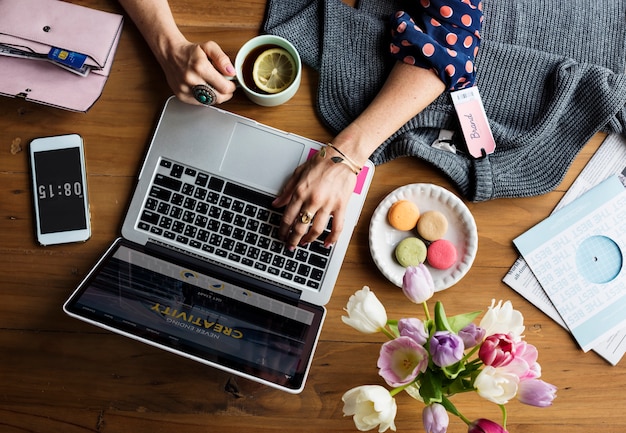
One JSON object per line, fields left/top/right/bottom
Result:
{"left": 263, "top": 0, "right": 626, "bottom": 201}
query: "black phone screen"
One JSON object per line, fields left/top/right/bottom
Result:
{"left": 33, "top": 147, "right": 88, "bottom": 234}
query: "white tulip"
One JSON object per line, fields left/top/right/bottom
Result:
{"left": 342, "top": 286, "right": 388, "bottom": 334}
{"left": 474, "top": 365, "right": 520, "bottom": 405}
{"left": 480, "top": 299, "right": 525, "bottom": 340}
{"left": 342, "top": 385, "right": 397, "bottom": 432}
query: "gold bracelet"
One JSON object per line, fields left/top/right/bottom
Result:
{"left": 318, "top": 146, "right": 360, "bottom": 175}
{"left": 326, "top": 143, "right": 362, "bottom": 172}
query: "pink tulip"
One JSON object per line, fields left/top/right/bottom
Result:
{"left": 377, "top": 336, "right": 429, "bottom": 387}
{"left": 509, "top": 341, "right": 540, "bottom": 380}
{"left": 468, "top": 418, "right": 508, "bottom": 433}
{"left": 479, "top": 333, "right": 516, "bottom": 367}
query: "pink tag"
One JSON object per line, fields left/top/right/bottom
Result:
{"left": 451, "top": 87, "right": 496, "bottom": 158}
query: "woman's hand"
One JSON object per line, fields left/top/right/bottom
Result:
{"left": 272, "top": 153, "right": 358, "bottom": 251}
{"left": 118, "top": 0, "right": 237, "bottom": 105}
{"left": 273, "top": 61, "right": 447, "bottom": 250}
{"left": 158, "top": 39, "right": 237, "bottom": 106}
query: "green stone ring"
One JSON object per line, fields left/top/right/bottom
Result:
{"left": 192, "top": 84, "right": 217, "bottom": 106}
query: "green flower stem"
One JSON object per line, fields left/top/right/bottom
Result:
{"left": 459, "top": 345, "right": 480, "bottom": 364}
{"left": 500, "top": 404, "right": 508, "bottom": 429}
{"left": 458, "top": 412, "right": 472, "bottom": 425}
{"left": 422, "top": 301, "right": 431, "bottom": 321}
{"left": 380, "top": 327, "right": 396, "bottom": 340}
{"left": 389, "top": 381, "right": 414, "bottom": 397}
{"left": 441, "top": 395, "right": 472, "bottom": 425}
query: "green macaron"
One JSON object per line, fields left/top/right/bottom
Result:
{"left": 395, "top": 237, "right": 427, "bottom": 267}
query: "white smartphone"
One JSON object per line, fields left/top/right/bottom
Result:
{"left": 29, "top": 134, "right": 91, "bottom": 245}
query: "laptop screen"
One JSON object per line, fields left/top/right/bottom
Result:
{"left": 63, "top": 239, "right": 325, "bottom": 393}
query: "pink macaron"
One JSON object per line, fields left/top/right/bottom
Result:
{"left": 427, "top": 239, "right": 458, "bottom": 270}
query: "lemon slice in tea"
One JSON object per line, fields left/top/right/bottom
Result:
{"left": 252, "top": 47, "right": 296, "bottom": 94}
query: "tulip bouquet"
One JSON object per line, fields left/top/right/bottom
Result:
{"left": 341, "top": 265, "right": 557, "bottom": 433}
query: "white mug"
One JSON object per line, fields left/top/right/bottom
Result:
{"left": 232, "top": 35, "right": 302, "bottom": 107}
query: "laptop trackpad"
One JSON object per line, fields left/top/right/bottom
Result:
{"left": 220, "top": 122, "right": 305, "bottom": 193}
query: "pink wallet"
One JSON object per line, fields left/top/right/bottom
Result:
{"left": 0, "top": 0, "right": 123, "bottom": 112}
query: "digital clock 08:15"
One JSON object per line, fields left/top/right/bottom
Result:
{"left": 29, "top": 134, "right": 91, "bottom": 246}
{"left": 38, "top": 181, "right": 84, "bottom": 200}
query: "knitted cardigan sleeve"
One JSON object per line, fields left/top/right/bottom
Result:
{"left": 389, "top": 0, "right": 483, "bottom": 90}
{"left": 264, "top": 0, "right": 626, "bottom": 202}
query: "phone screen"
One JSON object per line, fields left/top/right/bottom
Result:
{"left": 30, "top": 134, "right": 90, "bottom": 245}
{"left": 33, "top": 147, "right": 88, "bottom": 233}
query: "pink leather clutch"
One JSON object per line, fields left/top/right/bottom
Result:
{"left": 0, "top": 0, "right": 123, "bottom": 112}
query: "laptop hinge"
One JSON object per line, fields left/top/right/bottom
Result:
{"left": 144, "top": 240, "right": 304, "bottom": 304}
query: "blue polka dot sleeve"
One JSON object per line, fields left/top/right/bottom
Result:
{"left": 390, "top": 0, "right": 484, "bottom": 90}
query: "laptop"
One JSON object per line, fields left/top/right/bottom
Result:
{"left": 63, "top": 96, "right": 374, "bottom": 393}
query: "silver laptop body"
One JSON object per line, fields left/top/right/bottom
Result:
{"left": 64, "top": 96, "right": 374, "bottom": 393}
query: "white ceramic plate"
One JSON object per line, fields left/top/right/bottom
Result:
{"left": 369, "top": 184, "right": 478, "bottom": 291}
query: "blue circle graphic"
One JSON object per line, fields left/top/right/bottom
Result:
{"left": 575, "top": 236, "right": 623, "bottom": 284}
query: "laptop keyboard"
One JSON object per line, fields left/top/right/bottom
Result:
{"left": 136, "top": 158, "right": 333, "bottom": 292}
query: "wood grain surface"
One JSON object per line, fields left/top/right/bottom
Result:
{"left": 1, "top": 1, "right": 624, "bottom": 432}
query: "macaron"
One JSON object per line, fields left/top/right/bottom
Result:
{"left": 427, "top": 239, "right": 458, "bottom": 270}
{"left": 387, "top": 200, "right": 420, "bottom": 231}
{"left": 395, "top": 237, "right": 427, "bottom": 267}
{"left": 417, "top": 210, "right": 449, "bottom": 241}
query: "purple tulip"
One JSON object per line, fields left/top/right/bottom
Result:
{"left": 398, "top": 317, "right": 428, "bottom": 345}
{"left": 458, "top": 323, "right": 486, "bottom": 349}
{"left": 422, "top": 403, "right": 449, "bottom": 433}
{"left": 429, "top": 331, "right": 465, "bottom": 367}
{"left": 402, "top": 265, "right": 435, "bottom": 304}
{"left": 517, "top": 379, "right": 557, "bottom": 407}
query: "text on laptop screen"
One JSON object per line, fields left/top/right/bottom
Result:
{"left": 63, "top": 240, "right": 324, "bottom": 391}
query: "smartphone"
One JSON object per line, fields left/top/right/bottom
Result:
{"left": 29, "top": 134, "right": 91, "bottom": 245}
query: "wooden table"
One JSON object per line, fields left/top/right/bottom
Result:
{"left": 1, "top": 1, "right": 624, "bottom": 432}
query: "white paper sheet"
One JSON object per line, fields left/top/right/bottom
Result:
{"left": 503, "top": 134, "right": 626, "bottom": 365}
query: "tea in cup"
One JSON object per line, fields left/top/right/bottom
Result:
{"left": 233, "top": 35, "right": 301, "bottom": 107}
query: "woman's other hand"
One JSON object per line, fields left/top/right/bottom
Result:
{"left": 273, "top": 152, "right": 358, "bottom": 251}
